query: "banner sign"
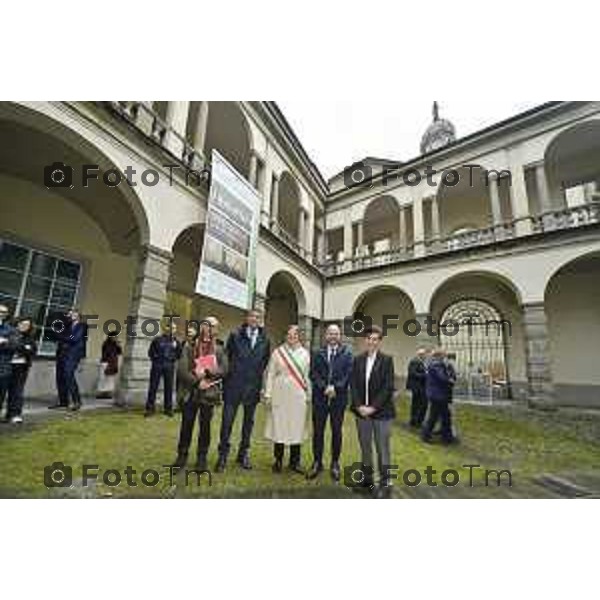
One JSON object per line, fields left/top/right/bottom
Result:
{"left": 195, "top": 150, "right": 261, "bottom": 310}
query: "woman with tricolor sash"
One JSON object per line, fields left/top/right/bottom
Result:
{"left": 263, "top": 325, "right": 311, "bottom": 474}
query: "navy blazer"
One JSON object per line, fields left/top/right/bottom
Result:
{"left": 311, "top": 344, "right": 353, "bottom": 404}
{"left": 56, "top": 321, "right": 88, "bottom": 363}
{"left": 223, "top": 325, "right": 270, "bottom": 404}
{"left": 425, "top": 358, "right": 454, "bottom": 403}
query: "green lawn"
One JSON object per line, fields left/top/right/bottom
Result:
{"left": 1, "top": 397, "right": 599, "bottom": 498}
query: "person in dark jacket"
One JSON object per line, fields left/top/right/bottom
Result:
{"left": 5, "top": 317, "right": 37, "bottom": 423}
{"left": 145, "top": 321, "right": 182, "bottom": 417}
{"left": 173, "top": 319, "right": 228, "bottom": 470}
{"left": 51, "top": 309, "right": 88, "bottom": 411}
{"left": 216, "top": 309, "right": 270, "bottom": 472}
{"left": 406, "top": 347, "right": 429, "bottom": 428}
{"left": 0, "top": 304, "right": 17, "bottom": 416}
{"left": 175, "top": 323, "right": 198, "bottom": 412}
{"left": 422, "top": 348, "right": 456, "bottom": 444}
{"left": 96, "top": 332, "right": 122, "bottom": 400}
{"left": 350, "top": 326, "right": 396, "bottom": 496}
{"left": 307, "top": 323, "right": 353, "bottom": 481}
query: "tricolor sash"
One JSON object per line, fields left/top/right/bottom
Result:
{"left": 277, "top": 345, "right": 308, "bottom": 393}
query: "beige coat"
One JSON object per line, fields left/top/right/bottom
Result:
{"left": 263, "top": 344, "right": 311, "bottom": 444}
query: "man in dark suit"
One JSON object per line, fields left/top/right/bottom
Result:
{"left": 0, "top": 304, "right": 17, "bottom": 416}
{"left": 406, "top": 347, "right": 428, "bottom": 428}
{"left": 308, "top": 323, "right": 352, "bottom": 481}
{"left": 216, "top": 309, "right": 270, "bottom": 472}
{"left": 422, "top": 348, "right": 456, "bottom": 444}
{"left": 145, "top": 320, "right": 182, "bottom": 417}
{"left": 350, "top": 326, "right": 396, "bottom": 496}
{"left": 51, "top": 309, "right": 88, "bottom": 411}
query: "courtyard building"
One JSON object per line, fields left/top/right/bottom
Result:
{"left": 1, "top": 101, "right": 599, "bottom": 408}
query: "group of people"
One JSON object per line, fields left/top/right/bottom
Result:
{"left": 406, "top": 346, "right": 458, "bottom": 444}
{"left": 163, "top": 309, "right": 397, "bottom": 494}
{"left": 0, "top": 304, "right": 38, "bottom": 424}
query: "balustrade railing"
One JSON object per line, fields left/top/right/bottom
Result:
{"left": 532, "top": 202, "right": 600, "bottom": 233}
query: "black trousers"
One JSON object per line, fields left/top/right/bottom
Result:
{"left": 312, "top": 399, "right": 346, "bottom": 466}
{"left": 7, "top": 365, "right": 30, "bottom": 418}
{"left": 177, "top": 394, "right": 215, "bottom": 458}
{"left": 0, "top": 374, "right": 10, "bottom": 414}
{"left": 146, "top": 361, "right": 175, "bottom": 412}
{"left": 218, "top": 401, "right": 257, "bottom": 458}
{"left": 422, "top": 400, "right": 453, "bottom": 442}
{"left": 56, "top": 357, "right": 81, "bottom": 407}
{"left": 274, "top": 443, "right": 301, "bottom": 466}
{"left": 409, "top": 388, "right": 428, "bottom": 427}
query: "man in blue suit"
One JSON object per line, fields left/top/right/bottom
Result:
{"left": 422, "top": 348, "right": 456, "bottom": 444}
{"left": 50, "top": 309, "right": 88, "bottom": 411}
{"left": 308, "top": 323, "right": 353, "bottom": 481}
{"left": 216, "top": 309, "right": 270, "bottom": 472}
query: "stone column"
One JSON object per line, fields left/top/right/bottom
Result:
{"left": 508, "top": 152, "right": 533, "bottom": 236}
{"left": 165, "top": 101, "right": 190, "bottom": 159}
{"left": 356, "top": 220, "right": 364, "bottom": 249}
{"left": 399, "top": 206, "right": 407, "bottom": 251}
{"left": 522, "top": 302, "right": 554, "bottom": 408}
{"left": 249, "top": 151, "right": 258, "bottom": 188}
{"left": 119, "top": 245, "right": 173, "bottom": 406}
{"left": 412, "top": 196, "right": 425, "bottom": 257}
{"left": 298, "top": 209, "right": 307, "bottom": 254}
{"left": 270, "top": 175, "right": 280, "bottom": 227}
{"left": 193, "top": 101, "right": 210, "bottom": 156}
{"left": 535, "top": 163, "right": 553, "bottom": 213}
{"left": 430, "top": 195, "right": 441, "bottom": 242}
{"left": 298, "top": 313, "right": 314, "bottom": 350}
{"left": 343, "top": 214, "right": 353, "bottom": 261}
{"left": 305, "top": 205, "right": 315, "bottom": 262}
{"left": 489, "top": 174, "right": 504, "bottom": 238}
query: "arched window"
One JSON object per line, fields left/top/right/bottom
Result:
{"left": 439, "top": 299, "right": 510, "bottom": 399}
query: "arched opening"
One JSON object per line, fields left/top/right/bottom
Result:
{"left": 544, "top": 120, "right": 600, "bottom": 210}
{"left": 362, "top": 195, "right": 400, "bottom": 254}
{"left": 167, "top": 224, "right": 246, "bottom": 338}
{"left": 203, "top": 101, "right": 252, "bottom": 179}
{"left": 436, "top": 166, "right": 510, "bottom": 240}
{"left": 545, "top": 251, "right": 600, "bottom": 407}
{"left": 429, "top": 272, "right": 524, "bottom": 400}
{"left": 0, "top": 103, "right": 149, "bottom": 398}
{"left": 265, "top": 271, "right": 305, "bottom": 346}
{"left": 353, "top": 285, "right": 416, "bottom": 385}
{"left": 277, "top": 171, "right": 302, "bottom": 243}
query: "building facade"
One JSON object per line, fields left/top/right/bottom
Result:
{"left": 1, "top": 101, "right": 599, "bottom": 408}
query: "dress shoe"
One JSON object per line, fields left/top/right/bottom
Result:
{"left": 237, "top": 454, "right": 252, "bottom": 470}
{"left": 214, "top": 456, "right": 227, "bottom": 473}
{"left": 70, "top": 402, "right": 81, "bottom": 412}
{"left": 48, "top": 403, "right": 67, "bottom": 410}
{"left": 330, "top": 462, "right": 341, "bottom": 482}
{"left": 306, "top": 462, "right": 323, "bottom": 480}
{"left": 195, "top": 455, "right": 208, "bottom": 471}
{"left": 272, "top": 459, "right": 283, "bottom": 473}
{"left": 171, "top": 454, "right": 188, "bottom": 468}
{"left": 289, "top": 463, "right": 304, "bottom": 475}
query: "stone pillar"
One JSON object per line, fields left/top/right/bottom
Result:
{"left": 399, "top": 206, "right": 407, "bottom": 250}
{"left": 412, "top": 196, "right": 425, "bottom": 257}
{"left": 193, "top": 101, "right": 210, "bottom": 155}
{"left": 535, "top": 163, "right": 553, "bottom": 213}
{"left": 305, "top": 205, "right": 315, "bottom": 261}
{"left": 343, "top": 214, "right": 353, "bottom": 260}
{"left": 356, "top": 220, "right": 364, "bottom": 249}
{"left": 430, "top": 196, "right": 441, "bottom": 241}
{"left": 253, "top": 292, "right": 267, "bottom": 320}
{"left": 165, "top": 101, "right": 190, "bottom": 159}
{"left": 249, "top": 151, "right": 258, "bottom": 188}
{"left": 508, "top": 152, "right": 533, "bottom": 236}
{"left": 522, "top": 302, "right": 554, "bottom": 408}
{"left": 298, "top": 313, "right": 314, "bottom": 350}
{"left": 298, "top": 209, "right": 307, "bottom": 254}
{"left": 270, "top": 176, "right": 280, "bottom": 227}
{"left": 489, "top": 174, "right": 504, "bottom": 237}
{"left": 118, "top": 245, "right": 173, "bottom": 406}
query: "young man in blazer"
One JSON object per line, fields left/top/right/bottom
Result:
{"left": 350, "top": 325, "right": 396, "bottom": 496}
{"left": 308, "top": 323, "right": 353, "bottom": 481}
